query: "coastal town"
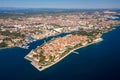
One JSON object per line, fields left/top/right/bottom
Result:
{"left": 25, "top": 10, "right": 120, "bottom": 71}
{"left": 0, "top": 10, "right": 120, "bottom": 71}
{"left": 1, "top": 0, "right": 120, "bottom": 79}
{"left": 25, "top": 32, "right": 103, "bottom": 71}
{"left": 0, "top": 10, "right": 120, "bottom": 49}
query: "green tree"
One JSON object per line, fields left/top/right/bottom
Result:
{"left": 0, "top": 42, "right": 8, "bottom": 48}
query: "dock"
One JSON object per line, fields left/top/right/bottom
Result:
{"left": 73, "top": 51, "right": 79, "bottom": 54}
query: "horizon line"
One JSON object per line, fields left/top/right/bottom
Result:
{"left": 0, "top": 7, "right": 120, "bottom": 9}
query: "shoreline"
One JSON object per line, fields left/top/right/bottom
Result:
{"left": 0, "top": 47, "right": 12, "bottom": 50}
{"left": 1, "top": 25, "right": 119, "bottom": 51}
{"left": 25, "top": 38, "right": 103, "bottom": 71}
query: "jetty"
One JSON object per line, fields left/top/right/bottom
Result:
{"left": 73, "top": 51, "right": 79, "bottom": 54}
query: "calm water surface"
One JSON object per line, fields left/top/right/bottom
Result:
{"left": 0, "top": 26, "right": 120, "bottom": 80}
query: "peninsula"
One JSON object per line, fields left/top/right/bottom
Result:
{"left": 25, "top": 31, "right": 103, "bottom": 71}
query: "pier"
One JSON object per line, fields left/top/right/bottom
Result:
{"left": 73, "top": 51, "right": 79, "bottom": 54}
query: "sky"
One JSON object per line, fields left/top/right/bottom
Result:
{"left": 0, "top": 0, "right": 120, "bottom": 9}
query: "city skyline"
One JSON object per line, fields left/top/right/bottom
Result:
{"left": 0, "top": 0, "right": 120, "bottom": 9}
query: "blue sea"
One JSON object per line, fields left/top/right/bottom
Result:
{"left": 0, "top": 25, "right": 120, "bottom": 80}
